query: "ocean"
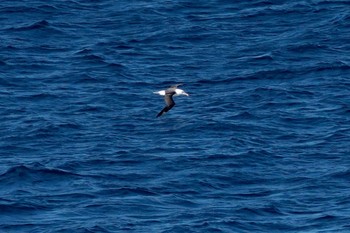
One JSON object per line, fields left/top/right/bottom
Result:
{"left": 1, "top": 0, "right": 350, "bottom": 232}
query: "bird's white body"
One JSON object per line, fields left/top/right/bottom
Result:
{"left": 153, "top": 88, "right": 189, "bottom": 96}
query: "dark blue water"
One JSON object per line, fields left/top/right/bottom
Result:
{"left": 1, "top": 1, "right": 350, "bottom": 232}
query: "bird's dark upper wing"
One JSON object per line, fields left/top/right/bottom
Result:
{"left": 157, "top": 92, "right": 176, "bottom": 117}
{"left": 156, "top": 104, "right": 175, "bottom": 117}
{"left": 164, "top": 93, "right": 175, "bottom": 106}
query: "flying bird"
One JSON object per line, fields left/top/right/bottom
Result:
{"left": 154, "top": 84, "right": 189, "bottom": 117}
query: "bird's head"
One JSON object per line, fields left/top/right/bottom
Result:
{"left": 175, "top": 89, "right": 189, "bottom": 96}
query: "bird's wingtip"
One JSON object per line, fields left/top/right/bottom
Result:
{"left": 171, "top": 83, "right": 183, "bottom": 88}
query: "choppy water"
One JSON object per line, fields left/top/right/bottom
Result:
{"left": 1, "top": 1, "right": 350, "bottom": 232}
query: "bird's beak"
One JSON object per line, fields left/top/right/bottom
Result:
{"left": 184, "top": 92, "right": 189, "bottom": 96}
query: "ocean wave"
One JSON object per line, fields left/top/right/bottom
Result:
{"left": 306, "top": 61, "right": 350, "bottom": 72}
{"left": 327, "top": 169, "right": 350, "bottom": 180}
{"left": 72, "top": 73, "right": 109, "bottom": 84}
{"left": 286, "top": 43, "right": 329, "bottom": 53}
{"left": 17, "top": 92, "right": 59, "bottom": 101}
{"left": 0, "top": 60, "right": 7, "bottom": 66}
{"left": 0, "top": 6, "right": 38, "bottom": 14}
{"left": 0, "top": 165, "right": 79, "bottom": 181}
{"left": 9, "top": 20, "right": 50, "bottom": 31}
{"left": 250, "top": 53, "right": 274, "bottom": 61}
{"left": 96, "top": 187, "right": 157, "bottom": 197}
{"left": 72, "top": 51, "right": 122, "bottom": 68}
{"left": 36, "top": 4, "right": 59, "bottom": 12}
{"left": 239, "top": 2, "right": 314, "bottom": 19}
{"left": 196, "top": 68, "right": 294, "bottom": 85}
{"left": 0, "top": 202, "right": 48, "bottom": 214}
{"left": 77, "top": 225, "right": 112, "bottom": 233}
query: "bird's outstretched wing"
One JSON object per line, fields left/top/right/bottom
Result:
{"left": 170, "top": 83, "right": 183, "bottom": 88}
{"left": 156, "top": 94, "right": 175, "bottom": 117}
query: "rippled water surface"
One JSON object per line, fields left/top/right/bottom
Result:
{"left": 1, "top": 1, "right": 350, "bottom": 232}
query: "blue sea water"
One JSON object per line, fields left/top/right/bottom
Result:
{"left": 1, "top": 0, "right": 350, "bottom": 232}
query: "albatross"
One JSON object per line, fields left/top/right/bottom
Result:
{"left": 154, "top": 84, "right": 189, "bottom": 117}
